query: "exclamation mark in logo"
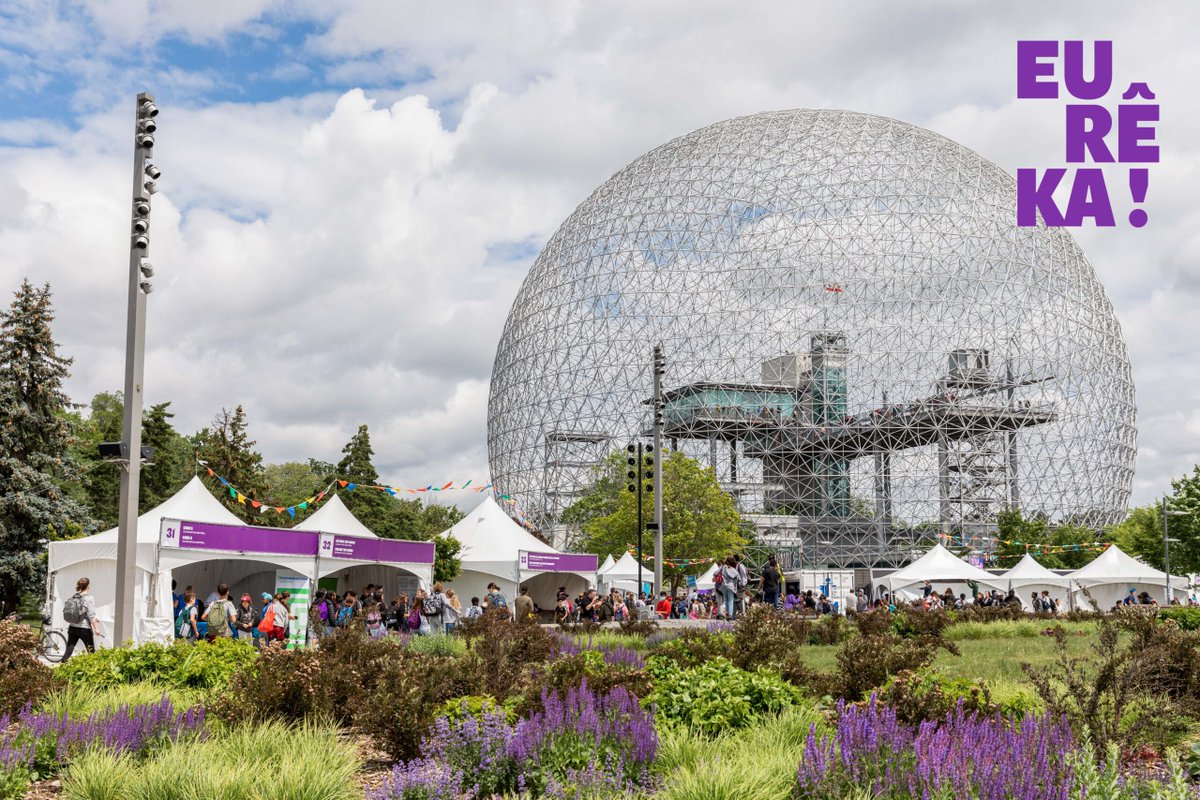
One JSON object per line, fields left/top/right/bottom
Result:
{"left": 1128, "top": 169, "right": 1149, "bottom": 228}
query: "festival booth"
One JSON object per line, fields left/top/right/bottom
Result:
{"left": 998, "top": 553, "right": 1070, "bottom": 611}
{"left": 443, "top": 496, "right": 597, "bottom": 609}
{"left": 301, "top": 495, "right": 430, "bottom": 600}
{"left": 694, "top": 563, "right": 717, "bottom": 592}
{"left": 159, "top": 517, "right": 434, "bottom": 647}
{"left": 598, "top": 554, "right": 616, "bottom": 577}
{"left": 882, "top": 544, "right": 1005, "bottom": 602}
{"left": 1065, "top": 544, "right": 1188, "bottom": 609}
{"left": 45, "top": 476, "right": 243, "bottom": 646}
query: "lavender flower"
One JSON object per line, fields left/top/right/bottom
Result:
{"left": 369, "top": 758, "right": 465, "bottom": 800}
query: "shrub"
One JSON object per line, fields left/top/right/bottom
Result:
{"left": 644, "top": 656, "right": 802, "bottom": 736}
{"left": 729, "top": 604, "right": 811, "bottom": 668}
{"left": 435, "top": 695, "right": 518, "bottom": 726}
{"left": 617, "top": 616, "right": 660, "bottom": 638}
{"left": 875, "top": 669, "right": 997, "bottom": 725}
{"left": 0, "top": 617, "right": 58, "bottom": 716}
{"left": 405, "top": 633, "right": 467, "bottom": 658}
{"left": 891, "top": 607, "right": 953, "bottom": 639}
{"left": 809, "top": 613, "right": 848, "bottom": 645}
{"left": 647, "top": 628, "right": 735, "bottom": 669}
{"left": 213, "top": 625, "right": 402, "bottom": 726}
{"left": 36, "top": 683, "right": 206, "bottom": 720}
{"left": 807, "top": 621, "right": 955, "bottom": 701}
{"left": 1159, "top": 605, "right": 1200, "bottom": 631}
{"left": 56, "top": 636, "right": 255, "bottom": 689}
{"left": 357, "top": 652, "right": 478, "bottom": 762}
{"left": 459, "top": 612, "right": 558, "bottom": 699}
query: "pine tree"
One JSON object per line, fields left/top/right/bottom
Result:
{"left": 333, "top": 424, "right": 394, "bottom": 532}
{"left": 0, "top": 280, "right": 96, "bottom": 613}
{"left": 195, "top": 405, "right": 267, "bottom": 523}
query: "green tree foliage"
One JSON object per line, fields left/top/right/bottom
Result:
{"left": 993, "top": 508, "right": 1102, "bottom": 570}
{"left": 1112, "top": 467, "right": 1200, "bottom": 573}
{"left": 0, "top": 281, "right": 96, "bottom": 612}
{"left": 193, "top": 405, "right": 267, "bottom": 523}
{"left": 432, "top": 532, "right": 462, "bottom": 583}
{"left": 571, "top": 450, "right": 746, "bottom": 594}
{"left": 73, "top": 393, "right": 192, "bottom": 528}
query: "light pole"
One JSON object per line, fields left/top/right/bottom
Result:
{"left": 113, "top": 92, "right": 160, "bottom": 645}
{"left": 1163, "top": 497, "right": 1187, "bottom": 604}
{"left": 651, "top": 344, "right": 666, "bottom": 597}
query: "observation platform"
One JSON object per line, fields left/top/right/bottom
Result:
{"left": 659, "top": 382, "right": 1056, "bottom": 458}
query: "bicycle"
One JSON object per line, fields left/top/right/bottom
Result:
{"left": 3, "top": 612, "right": 66, "bottom": 661}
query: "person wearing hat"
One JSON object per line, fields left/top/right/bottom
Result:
{"left": 255, "top": 592, "right": 273, "bottom": 646}
{"left": 1123, "top": 587, "right": 1138, "bottom": 606}
{"left": 233, "top": 593, "right": 259, "bottom": 642}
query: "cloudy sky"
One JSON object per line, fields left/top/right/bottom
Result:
{"left": 0, "top": 0, "right": 1196, "bottom": 511}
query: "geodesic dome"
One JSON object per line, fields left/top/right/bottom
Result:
{"left": 487, "top": 109, "right": 1136, "bottom": 567}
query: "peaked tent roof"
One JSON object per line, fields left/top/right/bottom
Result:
{"left": 1066, "top": 544, "right": 1187, "bottom": 587}
{"left": 602, "top": 551, "right": 649, "bottom": 581}
{"left": 695, "top": 563, "right": 718, "bottom": 589}
{"left": 446, "top": 495, "right": 558, "bottom": 563}
{"left": 1000, "top": 553, "right": 1069, "bottom": 586}
{"left": 301, "top": 494, "right": 377, "bottom": 539}
{"left": 87, "top": 476, "right": 246, "bottom": 544}
{"left": 598, "top": 554, "right": 616, "bottom": 575}
{"left": 883, "top": 544, "right": 1003, "bottom": 591}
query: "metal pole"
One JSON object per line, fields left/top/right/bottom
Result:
{"left": 636, "top": 441, "right": 643, "bottom": 594}
{"left": 1163, "top": 497, "right": 1172, "bottom": 604}
{"left": 652, "top": 345, "right": 664, "bottom": 597}
{"left": 114, "top": 92, "right": 157, "bottom": 645}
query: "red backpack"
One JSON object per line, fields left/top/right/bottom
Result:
{"left": 258, "top": 604, "right": 275, "bottom": 632}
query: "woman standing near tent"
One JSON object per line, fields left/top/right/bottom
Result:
{"left": 269, "top": 593, "right": 291, "bottom": 644}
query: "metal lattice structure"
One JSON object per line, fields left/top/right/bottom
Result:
{"left": 487, "top": 109, "right": 1136, "bottom": 568}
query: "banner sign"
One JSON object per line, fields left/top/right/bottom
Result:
{"left": 275, "top": 571, "right": 309, "bottom": 650}
{"left": 519, "top": 550, "right": 598, "bottom": 573}
{"left": 160, "top": 518, "right": 317, "bottom": 558}
{"left": 318, "top": 533, "right": 435, "bottom": 564}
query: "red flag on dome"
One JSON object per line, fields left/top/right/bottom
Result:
{"left": 824, "top": 283, "right": 845, "bottom": 293}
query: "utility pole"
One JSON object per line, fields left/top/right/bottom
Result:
{"left": 1163, "top": 497, "right": 1187, "bottom": 604}
{"left": 113, "top": 93, "right": 160, "bottom": 645}
{"left": 651, "top": 344, "right": 666, "bottom": 596}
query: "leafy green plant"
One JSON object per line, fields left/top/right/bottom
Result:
{"left": 876, "top": 669, "right": 998, "bottom": 724}
{"left": 405, "top": 633, "right": 467, "bottom": 658}
{"left": 648, "top": 628, "right": 736, "bottom": 668}
{"left": 644, "top": 655, "right": 802, "bottom": 735}
{"left": 1158, "top": 606, "right": 1200, "bottom": 631}
{"left": 36, "top": 683, "right": 206, "bottom": 719}
{"left": 56, "top": 637, "right": 255, "bottom": 689}
{"left": 435, "top": 694, "right": 519, "bottom": 725}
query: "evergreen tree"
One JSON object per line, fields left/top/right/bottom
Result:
{"left": 0, "top": 281, "right": 96, "bottom": 613}
{"left": 194, "top": 405, "right": 267, "bottom": 523}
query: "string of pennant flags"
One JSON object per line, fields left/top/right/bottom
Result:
{"left": 198, "top": 460, "right": 494, "bottom": 520}
{"left": 624, "top": 546, "right": 716, "bottom": 569}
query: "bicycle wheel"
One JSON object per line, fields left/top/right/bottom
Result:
{"left": 41, "top": 629, "right": 67, "bottom": 662}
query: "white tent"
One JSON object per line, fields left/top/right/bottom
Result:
{"left": 1066, "top": 544, "right": 1188, "bottom": 609}
{"left": 882, "top": 544, "right": 1005, "bottom": 601}
{"left": 695, "top": 563, "right": 718, "bottom": 591}
{"left": 998, "top": 554, "right": 1069, "bottom": 611}
{"left": 598, "top": 554, "right": 616, "bottom": 576}
{"left": 600, "top": 551, "right": 650, "bottom": 594}
{"left": 301, "top": 494, "right": 433, "bottom": 594}
{"left": 443, "top": 496, "right": 594, "bottom": 609}
{"left": 46, "top": 476, "right": 245, "bottom": 645}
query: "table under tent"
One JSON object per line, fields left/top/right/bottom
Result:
{"left": 443, "top": 496, "right": 597, "bottom": 610}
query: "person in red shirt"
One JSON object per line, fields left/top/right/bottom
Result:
{"left": 655, "top": 592, "right": 674, "bottom": 619}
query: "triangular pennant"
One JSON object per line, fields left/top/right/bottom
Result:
{"left": 338, "top": 480, "right": 348, "bottom": 488}
{"left": 347, "top": 483, "right": 357, "bottom": 491}
{"left": 298, "top": 501, "right": 308, "bottom": 510}
{"left": 286, "top": 507, "right": 296, "bottom": 519}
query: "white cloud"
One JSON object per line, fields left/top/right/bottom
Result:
{"left": 0, "top": 0, "right": 1197, "bottom": 512}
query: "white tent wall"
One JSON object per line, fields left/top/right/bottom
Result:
{"left": 169, "top": 559, "right": 300, "bottom": 608}
{"left": 892, "top": 582, "right": 979, "bottom": 604}
{"left": 447, "top": 568, "right": 590, "bottom": 610}
{"left": 521, "top": 572, "right": 591, "bottom": 610}
{"left": 46, "top": 558, "right": 172, "bottom": 647}
{"left": 1071, "top": 582, "right": 1177, "bottom": 610}
{"left": 1008, "top": 583, "right": 1070, "bottom": 611}
{"left": 319, "top": 563, "right": 432, "bottom": 597}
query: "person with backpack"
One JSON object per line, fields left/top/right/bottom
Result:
{"left": 233, "top": 594, "right": 258, "bottom": 642}
{"left": 62, "top": 577, "right": 101, "bottom": 660}
{"left": 485, "top": 583, "right": 509, "bottom": 617}
{"left": 201, "top": 583, "right": 236, "bottom": 642}
{"left": 176, "top": 590, "right": 199, "bottom": 643}
{"left": 1040, "top": 590, "right": 1058, "bottom": 615}
{"left": 334, "top": 595, "right": 355, "bottom": 630}
{"left": 422, "top": 583, "right": 448, "bottom": 634}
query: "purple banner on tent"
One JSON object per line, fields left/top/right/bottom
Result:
{"left": 519, "top": 550, "right": 598, "bottom": 573}
{"left": 160, "top": 518, "right": 318, "bottom": 557}
{"left": 319, "top": 533, "right": 434, "bottom": 564}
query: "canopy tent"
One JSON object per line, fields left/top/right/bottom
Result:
{"left": 443, "top": 496, "right": 594, "bottom": 609}
{"left": 998, "top": 554, "right": 1069, "bottom": 611}
{"left": 694, "top": 563, "right": 718, "bottom": 591}
{"left": 1065, "top": 544, "right": 1188, "bottom": 608}
{"left": 301, "top": 494, "right": 432, "bottom": 594}
{"left": 598, "top": 554, "right": 616, "bottom": 576}
{"left": 882, "top": 544, "right": 1005, "bottom": 601}
{"left": 600, "top": 551, "right": 651, "bottom": 594}
{"left": 46, "top": 476, "right": 244, "bottom": 645}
